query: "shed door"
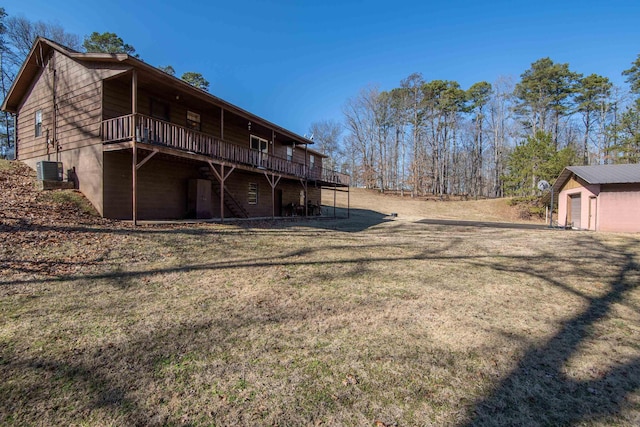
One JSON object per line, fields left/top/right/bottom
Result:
{"left": 588, "top": 196, "right": 597, "bottom": 231}
{"left": 569, "top": 194, "right": 582, "bottom": 229}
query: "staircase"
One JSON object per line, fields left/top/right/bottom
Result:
{"left": 199, "top": 167, "right": 249, "bottom": 218}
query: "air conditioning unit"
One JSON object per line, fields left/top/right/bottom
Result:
{"left": 36, "top": 161, "right": 63, "bottom": 181}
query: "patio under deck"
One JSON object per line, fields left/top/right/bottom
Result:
{"left": 101, "top": 114, "right": 350, "bottom": 223}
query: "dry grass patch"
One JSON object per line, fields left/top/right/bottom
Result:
{"left": 1, "top": 183, "right": 640, "bottom": 425}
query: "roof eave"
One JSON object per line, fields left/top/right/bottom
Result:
{"left": 2, "top": 37, "right": 315, "bottom": 147}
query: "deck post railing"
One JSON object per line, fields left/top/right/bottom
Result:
{"left": 102, "top": 114, "right": 349, "bottom": 185}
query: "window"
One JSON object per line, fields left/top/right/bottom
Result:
{"left": 186, "top": 110, "right": 201, "bottom": 131}
{"left": 250, "top": 135, "right": 268, "bottom": 153}
{"left": 150, "top": 99, "right": 170, "bottom": 121}
{"left": 309, "top": 154, "right": 315, "bottom": 169}
{"left": 35, "top": 110, "right": 42, "bottom": 137}
{"left": 248, "top": 182, "right": 258, "bottom": 205}
{"left": 286, "top": 146, "right": 293, "bottom": 161}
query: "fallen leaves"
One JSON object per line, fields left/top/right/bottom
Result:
{"left": 0, "top": 161, "right": 129, "bottom": 280}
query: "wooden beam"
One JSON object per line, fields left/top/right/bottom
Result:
{"left": 131, "top": 69, "right": 138, "bottom": 226}
{"left": 333, "top": 183, "right": 337, "bottom": 218}
{"left": 208, "top": 161, "right": 235, "bottom": 223}
{"left": 136, "top": 149, "right": 158, "bottom": 170}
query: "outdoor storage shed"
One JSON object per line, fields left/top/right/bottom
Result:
{"left": 552, "top": 164, "right": 640, "bottom": 233}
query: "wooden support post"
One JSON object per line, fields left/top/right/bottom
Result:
{"left": 220, "top": 164, "right": 225, "bottom": 223}
{"left": 136, "top": 149, "right": 158, "bottom": 170}
{"left": 208, "top": 161, "right": 235, "bottom": 223}
{"left": 347, "top": 185, "right": 350, "bottom": 219}
{"left": 333, "top": 184, "right": 338, "bottom": 218}
{"left": 131, "top": 70, "right": 137, "bottom": 225}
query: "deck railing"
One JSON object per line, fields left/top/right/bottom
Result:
{"left": 102, "top": 114, "right": 349, "bottom": 186}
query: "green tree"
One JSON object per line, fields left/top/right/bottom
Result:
{"left": 158, "top": 65, "right": 175, "bottom": 76}
{"left": 83, "top": 32, "right": 138, "bottom": 57}
{"left": 514, "top": 58, "right": 580, "bottom": 148}
{"left": 181, "top": 72, "right": 209, "bottom": 91}
{"left": 622, "top": 54, "right": 640, "bottom": 95}
{"left": 575, "top": 74, "right": 612, "bottom": 164}
{"left": 399, "top": 73, "right": 425, "bottom": 196}
{"left": 421, "top": 80, "right": 467, "bottom": 195}
{"left": 610, "top": 108, "right": 640, "bottom": 163}
{"left": 504, "top": 131, "right": 577, "bottom": 196}
{"left": 467, "top": 81, "right": 492, "bottom": 196}
{"left": 608, "top": 54, "right": 640, "bottom": 164}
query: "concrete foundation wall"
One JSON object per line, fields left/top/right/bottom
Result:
{"left": 22, "top": 145, "right": 104, "bottom": 215}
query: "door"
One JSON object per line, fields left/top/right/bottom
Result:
{"left": 569, "top": 194, "right": 582, "bottom": 229}
{"left": 250, "top": 136, "right": 269, "bottom": 168}
{"left": 588, "top": 196, "right": 597, "bottom": 231}
{"left": 275, "top": 189, "right": 283, "bottom": 216}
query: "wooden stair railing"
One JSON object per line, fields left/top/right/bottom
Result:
{"left": 199, "top": 167, "right": 249, "bottom": 218}
{"left": 211, "top": 185, "right": 249, "bottom": 219}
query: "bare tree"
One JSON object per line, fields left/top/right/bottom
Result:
{"left": 487, "top": 76, "right": 516, "bottom": 197}
{"left": 6, "top": 15, "right": 80, "bottom": 65}
{"left": 308, "top": 119, "right": 342, "bottom": 170}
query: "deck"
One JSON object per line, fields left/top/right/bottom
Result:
{"left": 101, "top": 114, "right": 349, "bottom": 186}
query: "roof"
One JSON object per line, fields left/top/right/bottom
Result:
{"left": 540, "top": 163, "right": 640, "bottom": 205}
{"left": 566, "top": 164, "right": 640, "bottom": 184}
{"left": 2, "top": 37, "right": 319, "bottom": 152}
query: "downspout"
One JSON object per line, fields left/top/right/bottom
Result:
{"left": 13, "top": 113, "right": 17, "bottom": 160}
{"left": 52, "top": 53, "right": 58, "bottom": 162}
{"left": 548, "top": 188, "right": 553, "bottom": 227}
{"left": 305, "top": 143, "right": 308, "bottom": 217}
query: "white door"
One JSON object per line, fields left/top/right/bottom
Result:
{"left": 570, "top": 194, "right": 582, "bottom": 229}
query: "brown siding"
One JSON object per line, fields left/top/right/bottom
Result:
{"left": 16, "top": 51, "right": 129, "bottom": 160}
{"left": 104, "top": 152, "right": 203, "bottom": 220}
{"left": 103, "top": 79, "right": 131, "bottom": 119}
{"left": 16, "top": 65, "right": 53, "bottom": 160}
{"left": 103, "top": 151, "right": 320, "bottom": 220}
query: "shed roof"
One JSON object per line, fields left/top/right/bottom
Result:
{"left": 563, "top": 164, "right": 640, "bottom": 185}
{"left": 543, "top": 163, "right": 640, "bottom": 205}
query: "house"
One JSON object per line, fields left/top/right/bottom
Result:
{"left": 1, "top": 37, "right": 349, "bottom": 222}
{"left": 552, "top": 164, "right": 640, "bottom": 232}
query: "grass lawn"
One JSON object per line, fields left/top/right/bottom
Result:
{"left": 1, "top": 198, "right": 640, "bottom": 425}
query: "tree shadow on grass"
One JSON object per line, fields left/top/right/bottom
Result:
{"left": 2, "top": 221, "right": 640, "bottom": 424}
{"left": 464, "top": 237, "right": 640, "bottom": 426}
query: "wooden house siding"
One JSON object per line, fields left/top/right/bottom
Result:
{"left": 101, "top": 75, "right": 322, "bottom": 168}
{"left": 15, "top": 65, "right": 53, "bottom": 159}
{"left": 17, "top": 51, "right": 129, "bottom": 160}
{"left": 103, "top": 151, "right": 321, "bottom": 220}
{"left": 5, "top": 38, "right": 347, "bottom": 222}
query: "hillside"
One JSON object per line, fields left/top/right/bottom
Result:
{"left": 0, "top": 160, "right": 128, "bottom": 277}
{"left": 325, "top": 187, "right": 544, "bottom": 224}
{"left": 1, "top": 159, "right": 542, "bottom": 233}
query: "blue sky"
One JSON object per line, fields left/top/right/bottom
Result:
{"left": 6, "top": 0, "right": 640, "bottom": 136}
